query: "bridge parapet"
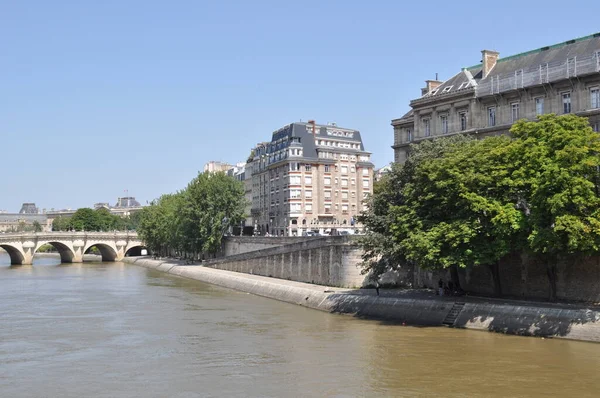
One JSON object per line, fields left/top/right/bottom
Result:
{"left": 0, "top": 232, "right": 143, "bottom": 265}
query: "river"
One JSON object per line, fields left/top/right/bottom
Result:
{"left": 1, "top": 253, "right": 600, "bottom": 397}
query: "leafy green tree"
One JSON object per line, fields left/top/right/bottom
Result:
{"left": 136, "top": 172, "right": 246, "bottom": 259}
{"left": 32, "top": 220, "right": 43, "bottom": 232}
{"left": 52, "top": 216, "right": 71, "bottom": 231}
{"left": 509, "top": 114, "right": 600, "bottom": 300}
{"left": 398, "top": 135, "right": 525, "bottom": 295}
{"left": 358, "top": 135, "right": 478, "bottom": 282}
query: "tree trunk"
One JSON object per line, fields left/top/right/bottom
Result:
{"left": 547, "top": 261, "right": 558, "bottom": 301}
{"left": 489, "top": 261, "right": 502, "bottom": 297}
{"left": 450, "top": 264, "right": 461, "bottom": 290}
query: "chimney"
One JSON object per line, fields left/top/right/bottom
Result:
{"left": 308, "top": 119, "right": 316, "bottom": 136}
{"left": 422, "top": 79, "right": 443, "bottom": 95}
{"left": 481, "top": 49, "right": 499, "bottom": 78}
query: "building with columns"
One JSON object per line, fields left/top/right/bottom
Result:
{"left": 393, "top": 32, "right": 600, "bottom": 164}
{"left": 250, "top": 121, "right": 374, "bottom": 236}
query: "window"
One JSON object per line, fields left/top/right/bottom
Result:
{"left": 592, "top": 122, "right": 599, "bottom": 132}
{"left": 305, "top": 176, "right": 312, "bottom": 185}
{"left": 488, "top": 107, "right": 496, "bottom": 127}
{"left": 511, "top": 103, "right": 520, "bottom": 123}
{"left": 362, "top": 168, "right": 369, "bottom": 176}
{"left": 407, "top": 129, "right": 413, "bottom": 141}
{"left": 362, "top": 179, "right": 370, "bottom": 188}
{"left": 324, "top": 177, "right": 331, "bottom": 185}
{"left": 324, "top": 190, "right": 331, "bottom": 198}
{"left": 305, "top": 190, "right": 312, "bottom": 198}
{"left": 341, "top": 165, "right": 348, "bottom": 174}
{"left": 459, "top": 112, "right": 467, "bottom": 131}
{"left": 423, "top": 119, "right": 431, "bottom": 136}
{"left": 305, "top": 203, "right": 312, "bottom": 212}
{"left": 591, "top": 88, "right": 600, "bottom": 109}
{"left": 440, "top": 115, "right": 448, "bottom": 134}
{"left": 289, "top": 162, "right": 299, "bottom": 171}
{"left": 324, "top": 165, "right": 330, "bottom": 172}
{"left": 442, "top": 86, "right": 453, "bottom": 93}
{"left": 341, "top": 178, "right": 348, "bottom": 187}
{"left": 351, "top": 178, "right": 356, "bottom": 185}
{"left": 290, "top": 176, "right": 301, "bottom": 185}
{"left": 342, "top": 191, "right": 349, "bottom": 199}
{"left": 350, "top": 166, "right": 355, "bottom": 173}
{"left": 290, "top": 203, "right": 302, "bottom": 213}
{"left": 290, "top": 189, "right": 301, "bottom": 199}
{"left": 342, "top": 204, "right": 349, "bottom": 213}
{"left": 562, "top": 92, "right": 571, "bottom": 114}
{"left": 305, "top": 164, "right": 312, "bottom": 172}
{"left": 535, "top": 97, "right": 544, "bottom": 115}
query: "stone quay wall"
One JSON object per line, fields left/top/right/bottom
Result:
{"left": 124, "top": 257, "right": 600, "bottom": 343}
{"left": 221, "top": 236, "right": 323, "bottom": 257}
{"left": 456, "top": 253, "right": 600, "bottom": 303}
{"left": 209, "top": 236, "right": 382, "bottom": 288}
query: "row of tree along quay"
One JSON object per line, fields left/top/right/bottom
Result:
{"left": 359, "top": 114, "right": 600, "bottom": 301}
{"left": 52, "top": 208, "right": 141, "bottom": 232}
{"left": 136, "top": 171, "right": 246, "bottom": 261}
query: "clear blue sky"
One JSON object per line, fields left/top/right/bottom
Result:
{"left": 2, "top": 0, "right": 599, "bottom": 212}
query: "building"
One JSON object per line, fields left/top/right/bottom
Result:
{"left": 46, "top": 196, "right": 144, "bottom": 225}
{"left": 250, "top": 121, "right": 374, "bottom": 236}
{"left": 19, "top": 203, "right": 39, "bottom": 214}
{"left": 0, "top": 213, "right": 48, "bottom": 232}
{"left": 226, "top": 162, "right": 253, "bottom": 231}
{"left": 392, "top": 32, "right": 600, "bottom": 164}
{"left": 203, "top": 161, "right": 233, "bottom": 173}
{"left": 375, "top": 164, "right": 392, "bottom": 182}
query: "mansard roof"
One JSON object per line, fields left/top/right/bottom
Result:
{"left": 422, "top": 32, "right": 600, "bottom": 100}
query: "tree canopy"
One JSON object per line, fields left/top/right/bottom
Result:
{"left": 52, "top": 208, "right": 140, "bottom": 232}
{"left": 136, "top": 171, "right": 247, "bottom": 258}
{"left": 359, "top": 114, "right": 600, "bottom": 299}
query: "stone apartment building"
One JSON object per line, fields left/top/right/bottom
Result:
{"left": 250, "top": 121, "right": 374, "bottom": 236}
{"left": 392, "top": 32, "right": 600, "bottom": 163}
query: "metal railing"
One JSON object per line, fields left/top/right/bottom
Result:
{"left": 477, "top": 53, "right": 600, "bottom": 96}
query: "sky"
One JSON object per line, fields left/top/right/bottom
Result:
{"left": 1, "top": 0, "right": 599, "bottom": 212}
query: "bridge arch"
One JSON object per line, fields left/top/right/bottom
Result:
{"left": 34, "top": 242, "right": 75, "bottom": 263}
{"left": 84, "top": 242, "right": 118, "bottom": 262}
{"left": 0, "top": 244, "right": 26, "bottom": 265}
{"left": 125, "top": 245, "right": 149, "bottom": 257}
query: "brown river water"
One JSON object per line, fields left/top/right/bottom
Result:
{"left": 1, "top": 253, "right": 600, "bottom": 397}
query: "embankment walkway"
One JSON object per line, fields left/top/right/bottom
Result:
{"left": 123, "top": 257, "right": 600, "bottom": 343}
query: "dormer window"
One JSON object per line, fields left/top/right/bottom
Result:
{"left": 430, "top": 89, "right": 439, "bottom": 95}
{"left": 458, "top": 81, "right": 470, "bottom": 90}
{"left": 442, "top": 86, "right": 453, "bottom": 93}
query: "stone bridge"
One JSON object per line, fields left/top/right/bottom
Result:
{"left": 0, "top": 232, "right": 144, "bottom": 265}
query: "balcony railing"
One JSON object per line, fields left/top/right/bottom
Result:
{"left": 477, "top": 53, "right": 600, "bottom": 96}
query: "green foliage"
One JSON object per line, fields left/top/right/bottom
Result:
{"left": 136, "top": 171, "right": 247, "bottom": 258}
{"left": 37, "top": 243, "right": 57, "bottom": 253}
{"left": 360, "top": 114, "right": 600, "bottom": 299}
{"left": 51, "top": 208, "right": 141, "bottom": 232}
{"left": 32, "top": 220, "right": 43, "bottom": 232}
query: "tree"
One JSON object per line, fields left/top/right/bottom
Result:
{"left": 183, "top": 171, "right": 247, "bottom": 256}
{"left": 136, "top": 172, "right": 247, "bottom": 259}
{"left": 509, "top": 114, "right": 600, "bottom": 300}
{"left": 52, "top": 216, "right": 71, "bottom": 231}
{"left": 32, "top": 220, "right": 43, "bottom": 232}
{"left": 358, "top": 135, "right": 481, "bottom": 282}
{"left": 69, "top": 208, "right": 100, "bottom": 231}
{"left": 397, "top": 135, "right": 525, "bottom": 295}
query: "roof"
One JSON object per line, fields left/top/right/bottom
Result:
{"left": 421, "top": 32, "right": 600, "bottom": 100}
